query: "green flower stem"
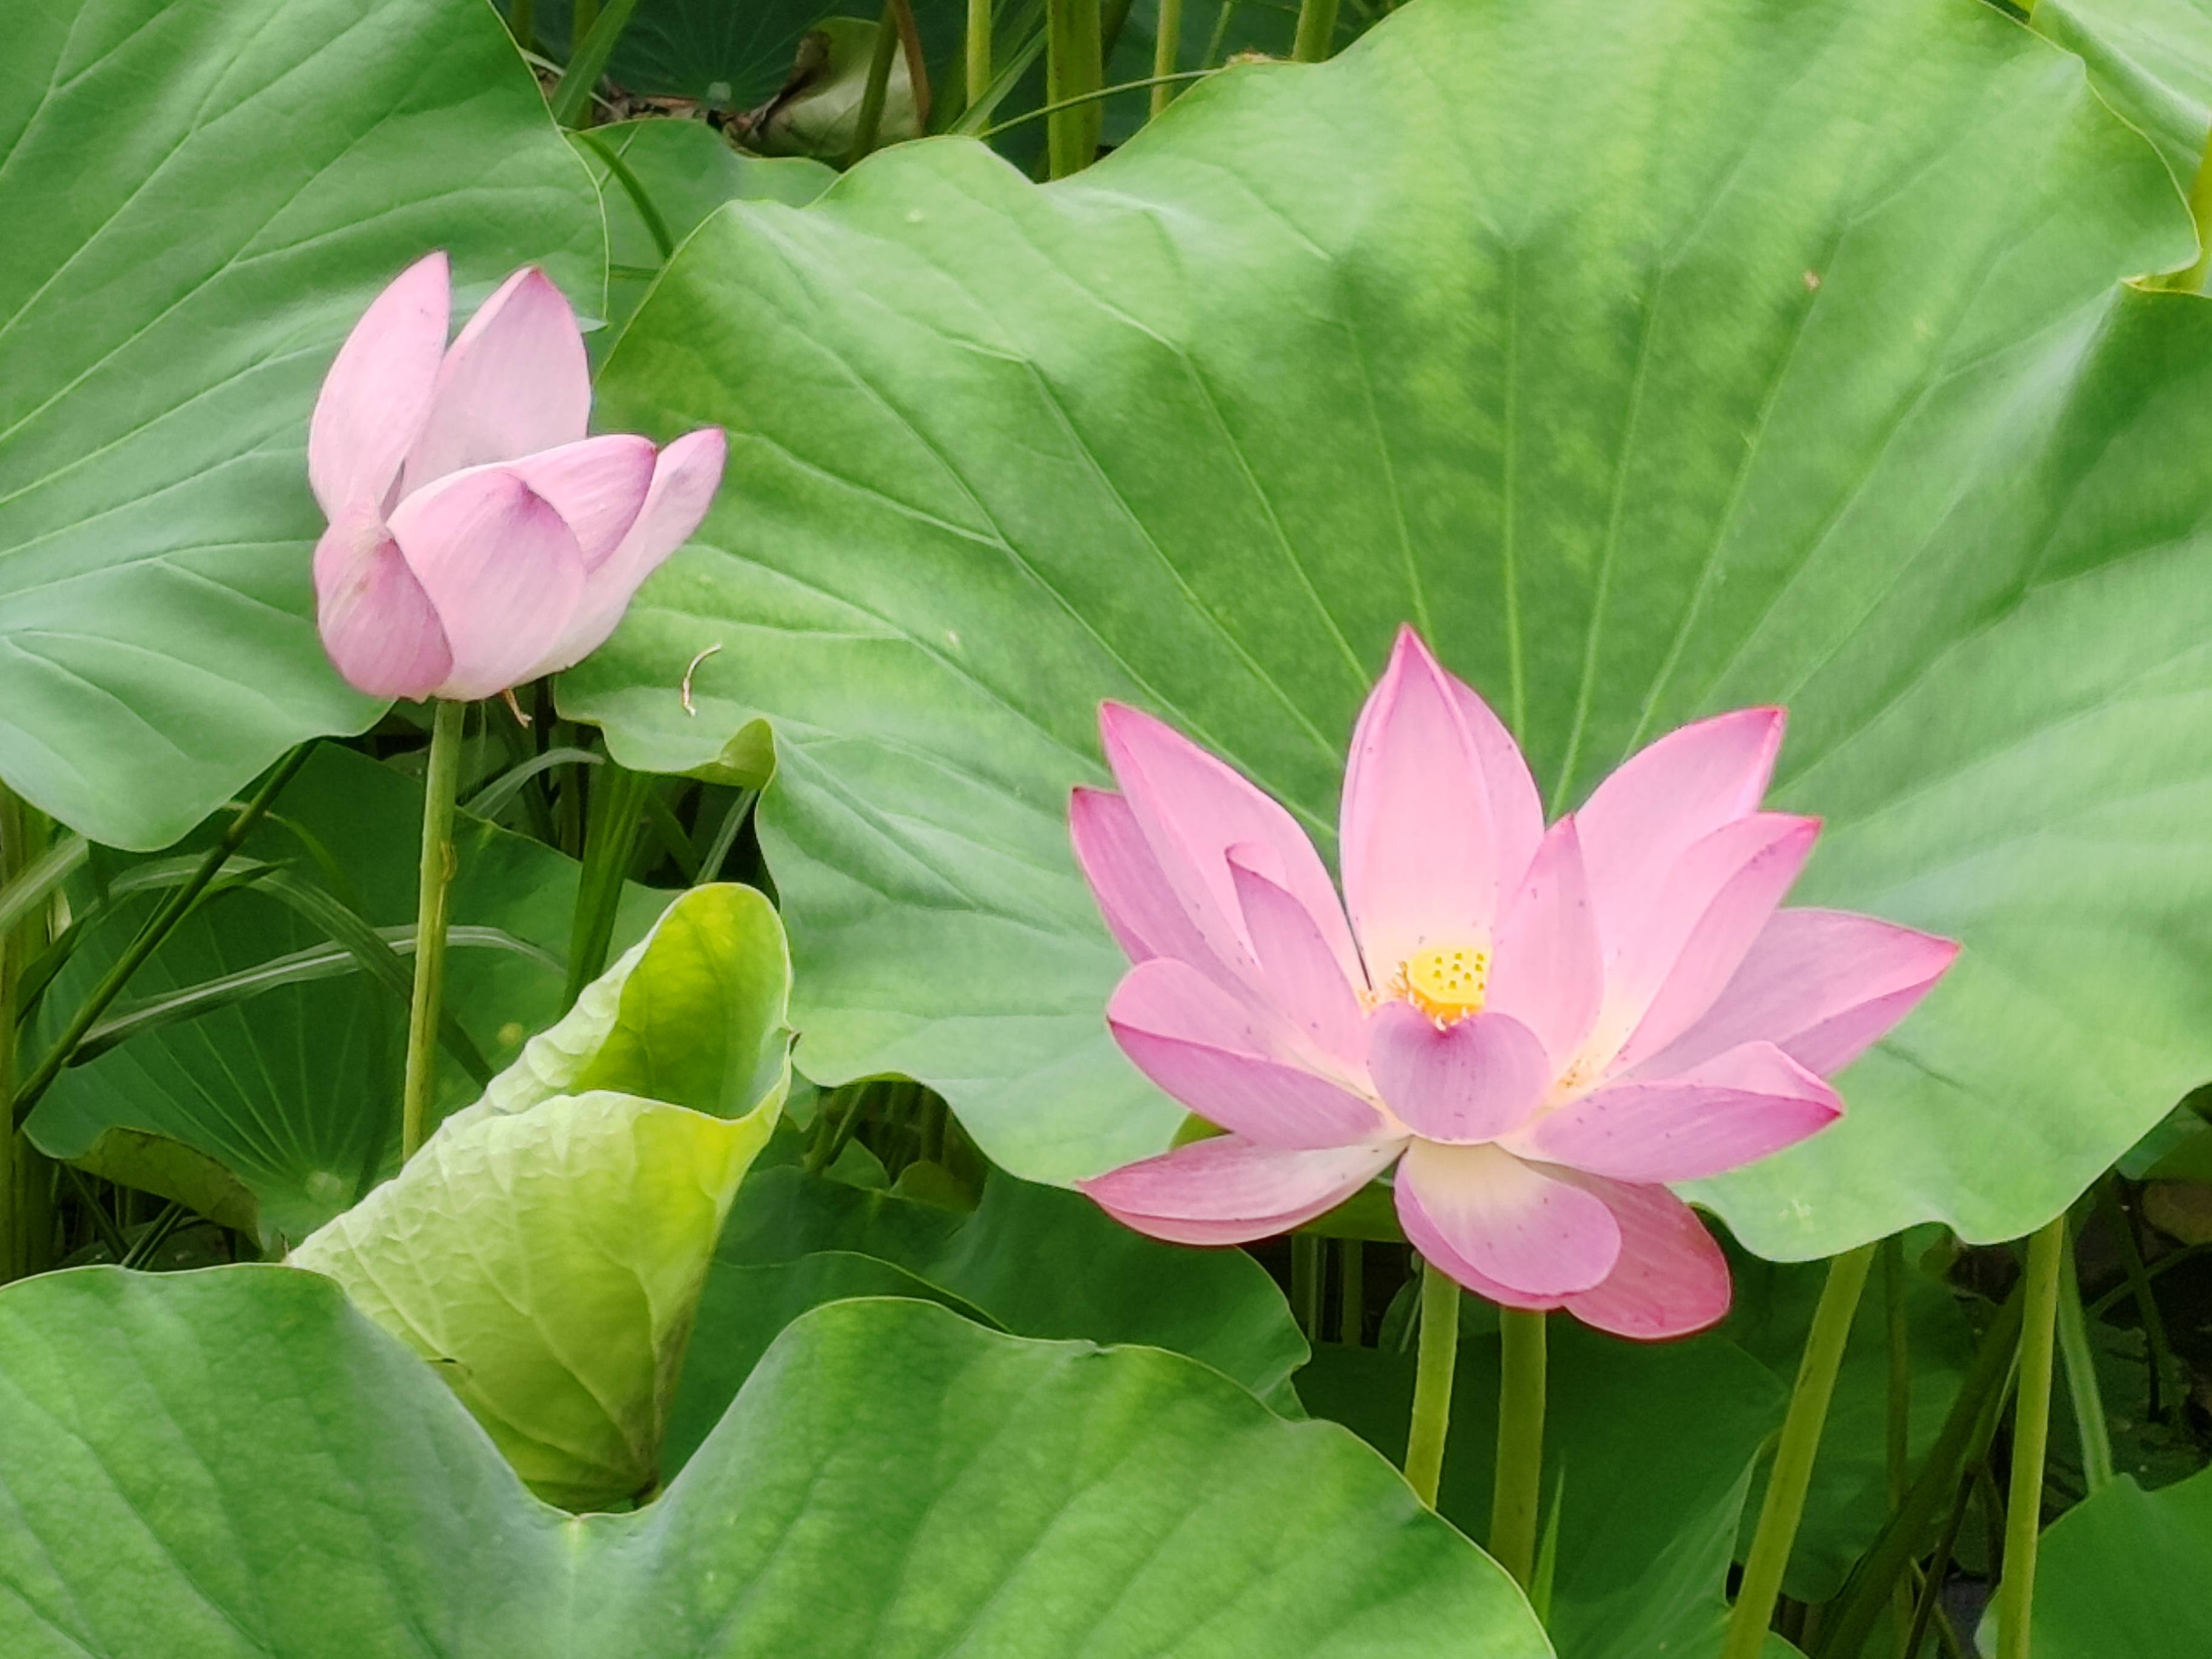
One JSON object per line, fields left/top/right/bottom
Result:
{"left": 400, "top": 700, "right": 466, "bottom": 1163}
{"left": 1724, "top": 1242, "right": 1878, "bottom": 1659}
{"left": 564, "top": 760, "right": 649, "bottom": 1009}
{"left": 2053, "top": 1220, "right": 2112, "bottom": 1495}
{"left": 1883, "top": 1236, "right": 1913, "bottom": 1657}
{"left": 966, "top": 0, "right": 991, "bottom": 116}
{"left": 1403, "top": 1261, "right": 1460, "bottom": 1506}
{"left": 0, "top": 785, "right": 30, "bottom": 1282}
{"left": 1995, "top": 1216, "right": 2066, "bottom": 1659}
{"left": 847, "top": 0, "right": 904, "bottom": 167}
{"left": 1149, "top": 0, "right": 1182, "bottom": 116}
{"left": 1045, "top": 0, "right": 1103, "bottom": 178}
{"left": 11, "top": 745, "right": 309, "bottom": 1135}
{"left": 1490, "top": 1305, "right": 1547, "bottom": 1590}
{"left": 1291, "top": 0, "right": 1338, "bottom": 62}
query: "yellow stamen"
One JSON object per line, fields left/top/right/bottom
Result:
{"left": 1399, "top": 943, "right": 1489, "bottom": 1024}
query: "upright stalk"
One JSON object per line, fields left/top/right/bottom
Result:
{"left": 400, "top": 701, "right": 466, "bottom": 1162}
{"left": 1290, "top": 0, "right": 1338, "bottom": 62}
{"left": 1150, "top": 0, "right": 1182, "bottom": 116}
{"left": 1724, "top": 1242, "right": 1879, "bottom": 1659}
{"left": 2098, "top": 1178, "right": 2182, "bottom": 1421}
{"left": 1995, "top": 1217, "right": 2066, "bottom": 1659}
{"left": 0, "top": 786, "right": 30, "bottom": 1282}
{"left": 1490, "top": 1307, "right": 1547, "bottom": 1590}
{"left": 509, "top": 0, "right": 536, "bottom": 53}
{"left": 1403, "top": 1261, "right": 1460, "bottom": 1506}
{"left": 2054, "top": 1221, "right": 2112, "bottom": 1494}
{"left": 1884, "top": 1236, "right": 1913, "bottom": 1656}
{"left": 1339, "top": 1238, "right": 1365, "bottom": 1342}
{"left": 966, "top": 0, "right": 991, "bottom": 116}
{"left": 1045, "top": 0, "right": 1102, "bottom": 178}
{"left": 848, "top": 0, "right": 903, "bottom": 166}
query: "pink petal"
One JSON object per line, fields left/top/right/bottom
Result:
{"left": 1108, "top": 959, "right": 1389, "bottom": 1147}
{"left": 1631, "top": 908, "right": 1960, "bottom": 1081}
{"left": 1367, "top": 1004, "right": 1550, "bottom": 1144}
{"left": 1575, "top": 706, "right": 1786, "bottom": 960}
{"left": 528, "top": 426, "right": 728, "bottom": 679}
{"left": 311, "top": 501, "right": 453, "bottom": 700}
{"left": 1079, "top": 1135, "right": 1403, "bottom": 1245}
{"left": 1556, "top": 1173, "right": 1732, "bottom": 1339}
{"left": 504, "top": 435, "right": 656, "bottom": 568}
{"left": 400, "top": 267, "right": 591, "bottom": 493}
{"left": 385, "top": 465, "right": 585, "bottom": 701}
{"left": 1228, "top": 851, "right": 1367, "bottom": 1065}
{"left": 1505, "top": 1041, "right": 1841, "bottom": 1182}
{"left": 1451, "top": 677, "right": 1546, "bottom": 897}
{"left": 1589, "top": 811, "right": 1820, "bottom": 1073}
{"left": 1486, "top": 817, "right": 1604, "bottom": 1068}
{"left": 1341, "top": 629, "right": 1499, "bottom": 982}
{"left": 307, "top": 251, "right": 451, "bottom": 518}
{"left": 1071, "top": 787, "right": 1219, "bottom": 968}
{"left": 1395, "top": 1141, "right": 1621, "bottom": 1298}
{"left": 1099, "top": 702, "right": 1361, "bottom": 985}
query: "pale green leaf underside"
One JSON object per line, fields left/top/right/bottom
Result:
{"left": 569, "top": 0, "right": 2212, "bottom": 1256}
{"left": 0, "top": 1268, "right": 1552, "bottom": 1658}
{"left": 0, "top": 0, "right": 605, "bottom": 847}
{"left": 291, "top": 1090, "right": 775, "bottom": 1508}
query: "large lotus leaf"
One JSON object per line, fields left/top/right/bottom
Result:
{"left": 0, "top": 1268, "right": 1554, "bottom": 1659}
{"left": 2036, "top": 0, "right": 2212, "bottom": 184}
{"left": 668, "top": 1160, "right": 1307, "bottom": 1463}
{"left": 0, "top": 0, "right": 605, "bottom": 850}
{"left": 461, "top": 880, "right": 792, "bottom": 1127}
{"left": 1299, "top": 1319, "right": 1787, "bottom": 1659}
{"left": 566, "top": 0, "right": 2212, "bottom": 1257}
{"left": 292, "top": 1090, "right": 776, "bottom": 1508}
{"left": 576, "top": 119, "right": 834, "bottom": 340}
{"left": 23, "top": 746, "right": 662, "bottom": 1247}
{"left": 2025, "top": 1464, "right": 2212, "bottom": 1658}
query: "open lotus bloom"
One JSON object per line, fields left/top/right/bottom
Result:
{"left": 1072, "top": 629, "right": 1958, "bottom": 1339}
{"left": 307, "top": 252, "right": 726, "bottom": 702}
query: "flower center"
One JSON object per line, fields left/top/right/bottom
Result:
{"left": 1398, "top": 943, "right": 1489, "bottom": 1024}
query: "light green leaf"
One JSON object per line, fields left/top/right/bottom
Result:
{"left": 292, "top": 1090, "right": 776, "bottom": 1509}
{"left": 0, "top": 1268, "right": 1553, "bottom": 1657}
{"left": 2026, "top": 1464, "right": 2212, "bottom": 1658}
{"left": 464, "top": 880, "right": 792, "bottom": 1126}
{"left": 68, "top": 1128, "right": 260, "bottom": 1237}
{"left": 22, "top": 746, "right": 658, "bottom": 1246}
{"left": 1299, "top": 1319, "right": 1786, "bottom": 1659}
{"left": 568, "top": 0, "right": 2212, "bottom": 1256}
{"left": 668, "top": 1161, "right": 1307, "bottom": 1467}
{"left": 0, "top": 0, "right": 605, "bottom": 848}
{"left": 575, "top": 118, "right": 834, "bottom": 339}
{"left": 2036, "top": 0, "right": 2212, "bottom": 185}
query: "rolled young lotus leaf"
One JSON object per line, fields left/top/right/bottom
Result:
{"left": 292, "top": 1088, "right": 777, "bottom": 1509}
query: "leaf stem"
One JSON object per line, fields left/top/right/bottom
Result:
{"left": 2053, "top": 1219, "right": 2112, "bottom": 1494}
{"left": 1291, "top": 0, "right": 1338, "bottom": 62}
{"left": 1995, "top": 1216, "right": 2065, "bottom": 1659}
{"left": 1045, "top": 0, "right": 1103, "bottom": 177}
{"left": 1338, "top": 1237, "right": 1364, "bottom": 1342}
{"left": 1403, "top": 1260, "right": 1459, "bottom": 1506}
{"left": 0, "top": 785, "right": 30, "bottom": 1281}
{"left": 508, "top": 0, "right": 536, "bottom": 55}
{"left": 11, "top": 746, "right": 310, "bottom": 1133}
{"left": 967, "top": 0, "right": 992, "bottom": 115}
{"left": 848, "top": 0, "right": 905, "bottom": 166}
{"left": 1490, "top": 1305, "right": 1547, "bottom": 1590}
{"left": 401, "top": 702, "right": 466, "bottom": 1162}
{"left": 1883, "top": 1235, "right": 1914, "bottom": 1656}
{"left": 2095, "top": 1178, "right": 2183, "bottom": 1419}
{"left": 1150, "top": 0, "right": 1182, "bottom": 115}
{"left": 564, "top": 760, "right": 648, "bottom": 1008}
{"left": 1724, "top": 1242, "right": 1877, "bottom": 1659}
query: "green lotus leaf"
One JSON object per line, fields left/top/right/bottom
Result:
{"left": 2024, "top": 1463, "right": 2212, "bottom": 1657}
{"left": 0, "top": 1267, "right": 1553, "bottom": 1658}
{"left": 2036, "top": 0, "right": 2212, "bottom": 186}
{"left": 460, "top": 880, "right": 792, "bottom": 1129}
{"left": 566, "top": 0, "right": 2212, "bottom": 1256}
{"left": 0, "top": 0, "right": 604, "bottom": 848}
{"left": 292, "top": 1089, "right": 776, "bottom": 1509}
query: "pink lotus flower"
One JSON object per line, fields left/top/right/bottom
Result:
{"left": 307, "top": 252, "right": 725, "bottom": 701}
{"left": 1071, "top": 629, "right": 1956, "bottom": 1339}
